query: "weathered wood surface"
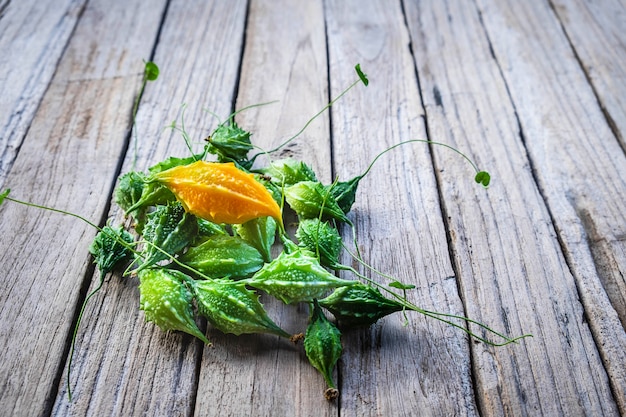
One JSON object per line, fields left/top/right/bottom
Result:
{"left": 0, "top": 0, "right": 166, "bottom": 415}
{"left": 326, "top": 1, "right": 477, "bottom": 415}
{"left": 551, "top": 0, "right": 626, "bottom": 150}
{"left": 405, "top": 1, "right": 626, "bottom": 415}
{"left": 0, "top": 0, "right": 624, "bottom": 416}
{"left": 0, "top": 0, "right": 86, "bottom": 186}
{"left": 52, "top": 1, "right": 246, "bottom": 415}
{"left": 194, "top": 1, "right": 335, "bottom": 415}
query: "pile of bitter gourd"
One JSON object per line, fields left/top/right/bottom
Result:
{"left": 0, "top": 63, "right": 525, "bottom": 401}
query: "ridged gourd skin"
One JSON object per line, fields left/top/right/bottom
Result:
{"left": 154, "top": 161, "right": 282, "bottom": 225}
{"left": 260, "top": 158, "right": 318, "bottom": 187}
{"left": 245, "top": 249, "right": 356, "bottom": 304}
{"left": 138, "top": 269, "right": 209, "bottom": 344}
{"left": 284, "top": 181, "right": 349, "bottom": 223}
{"left": 189, "top": 279, "right": 289, "bottom": 337}
{"left": 233, "top": 216, "right": 277, "bottom": 263}
{"left": 295, "top": 218, "right": 342, "bottom": 269}
{"left": 178, "top": 235, "right": 264, "bottom": 278}
{"left": 304, "top": 300, "right": 342, "bottom": 397}
{"left": 88, "top": 225, "right": 134, "bottom": 274}
{"left": 115, "top": 171, "right": 147, "bottom": 213}
{"left": 196, "top": 218, "right": 227, "bottom": 238}
{"left": 319, "top": 283, "right": 404, "bottom": 327}
{"left": 138, "top": 202, "right": 198, "bottom": 271}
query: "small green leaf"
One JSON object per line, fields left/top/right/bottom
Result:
{"left": 327, "top": 177, "right": 360, "bottom": 215}
{"left": 389, "top": 281, "right": 415, "bottom": 290}
{"left": 0, "top": 189, "right": 10, "bottom": 205}
{"left": 205, "top": 121, "right": 253, "bottom": 169}
{"left": 474, "top": 171, "right": 491, "bottom": 187}
{"left": 355, "top": 64, "right": 368, "bottom": 86}
{"left": 89, "top": 225, "right": 135, "bottom": 274}
{"left": 144, "top": 61, "right": 159, "bottom": 81}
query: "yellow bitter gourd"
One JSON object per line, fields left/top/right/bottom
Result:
{"left": 153, "top": 161, "right": 283, "bottom": 226}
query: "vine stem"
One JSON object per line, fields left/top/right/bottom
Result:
{"left": 130, "top": 62, "right": 159, "bottom": 171}
{"left": 337, "top": 244, "right": 531, "bottom": 346}
{"left": 66, "top": 275, "right": 104, "bottom": 401}
{"left": 5, "top": 195, "right": 101, "bottom": 230}
{"left": 263, "top": 80, "right": 361, "bottom": 154}
{"left": 357, "top": 139, "right": 482, "bottom": 180}
{"left": 1, "top": 193, "right": 144, "bottom": 400}
{"left": 249, "top": 71, "right": 365, "bottom": 163}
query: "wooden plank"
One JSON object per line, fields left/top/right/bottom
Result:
{"left": 0, "top": 2, "right": 621, "bottom": 416}
{"left": 0, "top": 0, "right": 166, "bottom": 415}
{"left": 550, "top": 0, "right": 626, "bottom": 150}
{"left": 324, "top": 1, "right": 478, "bottom": 415}
{"left": 0, "top": 0, "right": 86, "bottom": 186}
{"left": 474, "top": 0, "right": 626, "bottom": 414}
{"left": 193, "top": 0, "right": 336, "bottom": 415}
{"left": 49, "top": 0, "right": 249, "bottom": 415}
{"left": 234, "top": 0, "right": 331, "bottom": 177}
{"left": 405, "top": 0, "right": 625, "bottom": 415}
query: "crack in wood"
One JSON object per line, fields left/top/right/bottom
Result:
{"left": 577, "top": 207, "right": 626, "bottom": 329}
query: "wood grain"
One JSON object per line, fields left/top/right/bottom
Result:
{"left": 0, "top": 0, "right": 85, "bottom": 186}
{"left": 0, "top": 0, "right": 624, "bottom": 416}
{"left": 405, "top": 0, "right": 624, "bottom": 415}
{"left": 476, "top": 0, "right": 626, "bottom": 413}
{"left": 550, "top": 0, "right": 626, "bottom": 150}
{"left": 0, "top": 0, "right": 166, "bottom": 415}
{"left": 51, "top": 1, "right": 248, "bottom": 415}
{"left": 193, "top": 0, "right": 335, "bottom": 415}
{"left": 325, "top": 0, "right": 477, "bottom": 415}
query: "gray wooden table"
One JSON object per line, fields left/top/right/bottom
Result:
{"left": 1, "top": 0, "right": 625, "bottom": 416}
